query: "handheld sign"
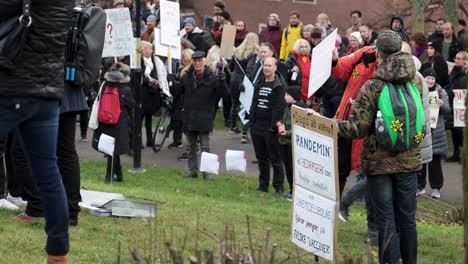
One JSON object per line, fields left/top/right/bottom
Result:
{"left": 291, "top": 105, "right": 339, "bottom": 263}
{"left": 200, "top": 152, "right": 220, "bottom": 175}
{"left": 225, "top": 150, "right": 247, "bottom": 173}
{"left": 160, "top": 0, "right": 180, "bottom": 47}
{"left": 308, "top": 29, "right": 338, "bottom": 98}
{"left": 239, "top": 75, "right": 255, "bottom": 114}
{"left": 98, "top": 134, "right": 115, "bottom": 156}
{"left": 428, "top": 91, "right": 439, "bottom": 129}
{"left": 453, "top": 89, "right": 466, "bottom": 127}
{"left": 220, "top": 25, "right": 236, "bottom": 59}
{"left": 154, "top": 28, "right": 181, "bottom": 60}
{"left": 102, "top": 8, "right": 135, "bottom": 58}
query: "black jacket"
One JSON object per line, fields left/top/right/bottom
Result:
{"left": 141, "top": 57, "right": 161, "bottom": 115}
{"left": 250, "top": 76, "right": 287, "bottom": 133}
{"left": 229, "top": 54, "right": 257, "bottom": 99}
{"left": 390, "top": 15, "right": 410, "bottom": 43}
{"left": 444, "top": 66, "right": 467, "bottom": 128}
{"left": 246, "top": 58, "right": 288, "bottom": 84}
{"left": 184, "top": 28, "right": 207, "bottom": 52}
{"left": 176, "top": 66, "right": 224, "bottom": 132}
{"left": 92, "top": 75, "right": 134, "bottom": 155}
{"left": 420, "top": 52, "right": 449, "bottom": 87}
{"left": 0, "top": 0, "right": 73, "bottom": 99}
{"left": 284, "top": 53, "right": 305, "bottom": 87}
{"left": 432, "top": 35, "right": 465, "bottom": 62}
{"left": 363, "top": 32, "right": 378, "bottom": 47}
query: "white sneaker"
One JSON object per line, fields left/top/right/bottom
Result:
{"left": 431, "top": 189, "right": 441, "bottom": 199}
{"left": 417, "top": 188, "right": 426, "bottom": 195}
{"left": 0, "top": 199, "right": 20, "bottom": 210}
{"left": 7, "top": 194, "right": 27, "bottom": 207}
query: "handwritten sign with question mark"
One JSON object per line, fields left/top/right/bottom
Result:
{"left": 102, "top": 8, "right": 135, "bottom": 58}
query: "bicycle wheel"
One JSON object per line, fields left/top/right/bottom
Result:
{"left": 152, "top": 109, "right": 171, "bottom": 152}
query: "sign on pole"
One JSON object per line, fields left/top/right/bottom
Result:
{"left": 220, "top": 25, "right": 236, "bottom": 59}
{"left": 291, "top": 105, "right": 339, "bottom": 263}
{"left": 102, "top": 8, "right": 135, "bottom": 58}
{"left": 453, "top": 89, "right": 466, "bottom": 127}
{"left": 160, "top": 0, "right": 180, "bottom": 47}
{"left": 154, "top": 28, "right": 181, "bottom": 60}
{"left": 308, "top": 29, "right": 338, "bottom": 98}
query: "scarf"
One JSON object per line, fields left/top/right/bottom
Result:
{"left": 143, "top": 56, "right": 154, "bottom": 80}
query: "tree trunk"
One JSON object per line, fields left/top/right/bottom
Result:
{"left": 410, "top": 0, "right": 429, "bottom": 33}
{"left": 445, "top": 0, "right": 459, "bottom": 26}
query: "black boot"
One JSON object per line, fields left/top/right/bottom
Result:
{"left": 114, "top": 156, "right": 124, "bottom": 182}
{"left": 105, "top": 156, "right": 112, "bottom": 183}
{"left": 447, "top": 150, "right": 460, "bottom": 162}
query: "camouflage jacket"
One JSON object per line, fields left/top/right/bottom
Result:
{"left": 337, "top": 52, "right": 422, "bottom": 176}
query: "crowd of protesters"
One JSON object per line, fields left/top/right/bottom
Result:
{"left": 0, "top": 0, "right": 466, "bottom": 263}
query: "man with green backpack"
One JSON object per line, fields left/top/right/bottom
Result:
{"left": 336, "top": 31, "right": 423, "bottom": 264}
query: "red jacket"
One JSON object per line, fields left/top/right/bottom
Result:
{"left": 260, "top": 25, "right": 283, "bottom": 57}
{"left": 332, "top": 46, "right": 377, "bottom": 171}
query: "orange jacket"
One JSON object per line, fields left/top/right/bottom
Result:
{"left": 332, "top": 46, "right": 377, "bottom": 171}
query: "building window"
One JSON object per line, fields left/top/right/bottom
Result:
{"left": 293, "top": 0, "right": 317, "bottom": 4}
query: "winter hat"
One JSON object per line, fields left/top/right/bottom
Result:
{"left": 192, "top": 51, "right": 206, "bottom": 60}
{"left": 204, "top": 15, "right": 214, "bottom": 27}
{"left": 147, "top": 15, "right": 157, "bottom": 22}
{"left": 216, "top": 11, "right": 230, "bottom": 20}
{"left": 113, "top": 0, "right": 124, "bottom": 7}
{"left": 427, "top": 41, "right": 436, "bottom": 48}
{"left": 269, "top": 13, "right": 280, "bottom": 23}
{"left": 350, "top": 31, "right": 363, "bottom": 45}
{"left": 376, "top": 30, "right": 402, "bottom": 54}
{"left": 184, "top": 17, "right": 196, "bottom": 27}
{"left": 286, "top": 86, "right": 302, "bottom": 102}
{"left": 422, "top": 68, "right": 437, "bottom": 79}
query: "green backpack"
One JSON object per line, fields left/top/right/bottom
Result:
{"left": 375, "top": 82, "right": 425, "bottom": 152}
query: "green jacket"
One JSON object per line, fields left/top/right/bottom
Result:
{"left": 337, "top": 52, "right": 422, "bottom": 176}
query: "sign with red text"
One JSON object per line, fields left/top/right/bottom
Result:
{"left": 453, "top": 89, "right": 466, "bottom": 127}
{"left": 291, "top": 105, "right": 339, "bottom": 263}
{"left": 102, "top": 8, "right": 135, "bottom": 58}
{"left": 429, "top": 91, "right": 439, "bottom": 129}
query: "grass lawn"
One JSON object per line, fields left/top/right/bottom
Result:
{"left": 0, "top": 160, "right": 463, "bottom": 263}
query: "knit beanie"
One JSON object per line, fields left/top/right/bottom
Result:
{"left": 113, "top": 0, "right": 124, "bottom": 7}
{"left": 286, "top": 86, "right": 302, "bottom": 102}
{"left": 269, "top": 13, "right": 280, "bottom": 23}
{"left": 350, "top": 31, "right": 363, "bottom": 45}
{"left": 376, "top": 30, "right": 402, "bottom": 54}
{"left": 184, "top": 17, "right": 196, "bottom": 27}
{"left": 204, "top": 15, "right": 214, "bottom": 27}
{"left": 422, "top": 68, "right": 437, "bottom": 79}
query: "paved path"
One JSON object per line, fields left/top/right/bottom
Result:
{"left": 77, "top": 128, "right": 464, "bottom": 202}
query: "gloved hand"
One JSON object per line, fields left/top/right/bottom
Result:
{"left": 238, "top": 83, "right": 245, "bottom": 92}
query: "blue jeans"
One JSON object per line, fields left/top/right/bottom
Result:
{"left": 368, "top": 172, "right": 417, "bottom": 264}
{"left": 0, "top": 97, "right": 69, "bottom": 256}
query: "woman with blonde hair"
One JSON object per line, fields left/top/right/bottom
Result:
{"left": 206, "top": 45, "right": 231, "bottom": 128}
{"left": 316, "top": 13, "right": 335, "bottom": 36}
{"left": 229, "top": 33, "right": 260, "bottom": 136}
{"left": 285, "top": 39, "right": 312, "bottom": 102}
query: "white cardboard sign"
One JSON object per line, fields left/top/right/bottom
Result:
{"left": 102, "top": 8, "right": 136, "bottom": 58}
{"left": 200, "top": 152, "right": 220, "bottom": 175}
{"left": 239, "top": 75, "right": 255, "bottom": 114}
{"left": 428, "top": 91, "right": 439, "bottom": 129}
{"left": 453, "top": 89, "right": 466, "bottom": 127}
{"left": 225, "top": 150, "right": 247, "bottom": 173}
{"left": 154, "top": 28, "right": 181, "bottom": 60}
{"left": 159, "top": 0, "right": 180, "bottom": 47}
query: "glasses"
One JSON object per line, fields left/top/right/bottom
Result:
{"left": 455, "top": 57, "right": 465, "bottom": 60}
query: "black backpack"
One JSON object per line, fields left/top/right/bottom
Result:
{"left": 65, "top": 4, "right": 106, "bottom": 88}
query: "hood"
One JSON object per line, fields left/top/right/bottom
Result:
{"left": 104, "top": 64, "right": 131, "bottom": 83}
{"left": 390, "top": 15, "right": 404, "bottom": 32}
{"left": 192, "top": 27, "right": 204, "bottom": 34}
{"left": 374, "top": 52, "right": 415, "bottom": 84}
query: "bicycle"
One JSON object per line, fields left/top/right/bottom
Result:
{"left": 152, "top": 95, "right": 173, "bottom": 152}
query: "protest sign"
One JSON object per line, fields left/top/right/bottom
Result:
{"left": 98, "top": 134, "right": 115, "bottom": 156}
{"left": 292, "top": 185, "right": 336, "bottom": 260}
{"left": 159, "top": 0, "right": 180, "bottom": 47}
{"left": 238, "top": 106, "right": 249, "bottom": 125}
{"left": 154, "top": 28, "right": 181, "bottom": 60}
{"left": 291, "top": 105, "right": 338, "bottom": 263}
{"left": 239, "top": 75, "right": 255, "bottom": 114}
{"left": 102, "top": 8, "right": 135, "bottom": 58}
{"left": 225, "top": 150, "right": 247, "bottom": 173}
{"left": 220, "top": 25, "right": 236, "bottom": 58}
{"left": 308, "top": 29, "right": 338, "bottom": 98}
{"left": 428, "top": 91, "right": 439, "bottom": 129}
{"left": 453, "top": 89, "right": 466, "bottom": 127}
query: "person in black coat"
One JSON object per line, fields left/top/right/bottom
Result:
{"left": 420, "top": 42, "right": 449, "bottom": 88}
{"left": 0, "top": 0, "right": 73, "bottom": 261}
{"left": 250, "top": 57, "right": 286, "bottom": 194}
{"left": 141, "top": 41, "right": 162, "bottom": 147}
{"left": 175, "top": 51, "right": 225, "bottom": 178}
{"left": 431, "top": 22, "right": 465, "bottom": 62}
{"left": 92, "top": 63, "right": 134, "bottom": 182}
{"left": 183, "top": 18, "right": 207, "bottom": 53}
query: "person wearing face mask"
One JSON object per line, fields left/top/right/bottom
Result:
{"left": 420, "top": 42, "right": 449, "bottom": 87}
{"left": 279, "top": 10, "right": 303, "bottom": 60}
{"left": 260, "top": 14, "right": 283, "bottom": 56}
{"left": 418, "top": 68, "right": 450, "bottom": 199}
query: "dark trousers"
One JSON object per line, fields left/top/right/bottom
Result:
{"left": 230, "top": 97, "right": 251, "bottom": 134}
{"left": 417, "top": 155, "right": 444, "bottom": 190}
{"left": 216, "top": 94, "right": 231, "bottom": 126}
{"left": 106, "top": 155, "right": 122, "bottom": 180}
{"left": 79, "top": 110, "right": 89, "bottom": 138}
{"left": 251, "top": 130, "right": 284, "bottom": 192}
{"left": 450, "top": 127, "right": 463, "bottom": 155}
{"left": 186, "top": 131, "right": 210, "bottom": 173}
{"left": 338, "top": 137, "right": 353, "bottom": 197}
{"left": 142, "top": 113, "right": 152, "bottom": 146}
{"left": 280, "top": 143, "right": 293, "bottom": 194}
{"left": 0, "top": 97, "right": 69, "bottom": 256}
{"left": 57, "top": 113, "right": 82, "bottom": 219}
{"left": 368, "top": 172, "right": 418, "bottom": 264}
{"left": 170, "top": 119, "right": 183, "bottom": 143}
